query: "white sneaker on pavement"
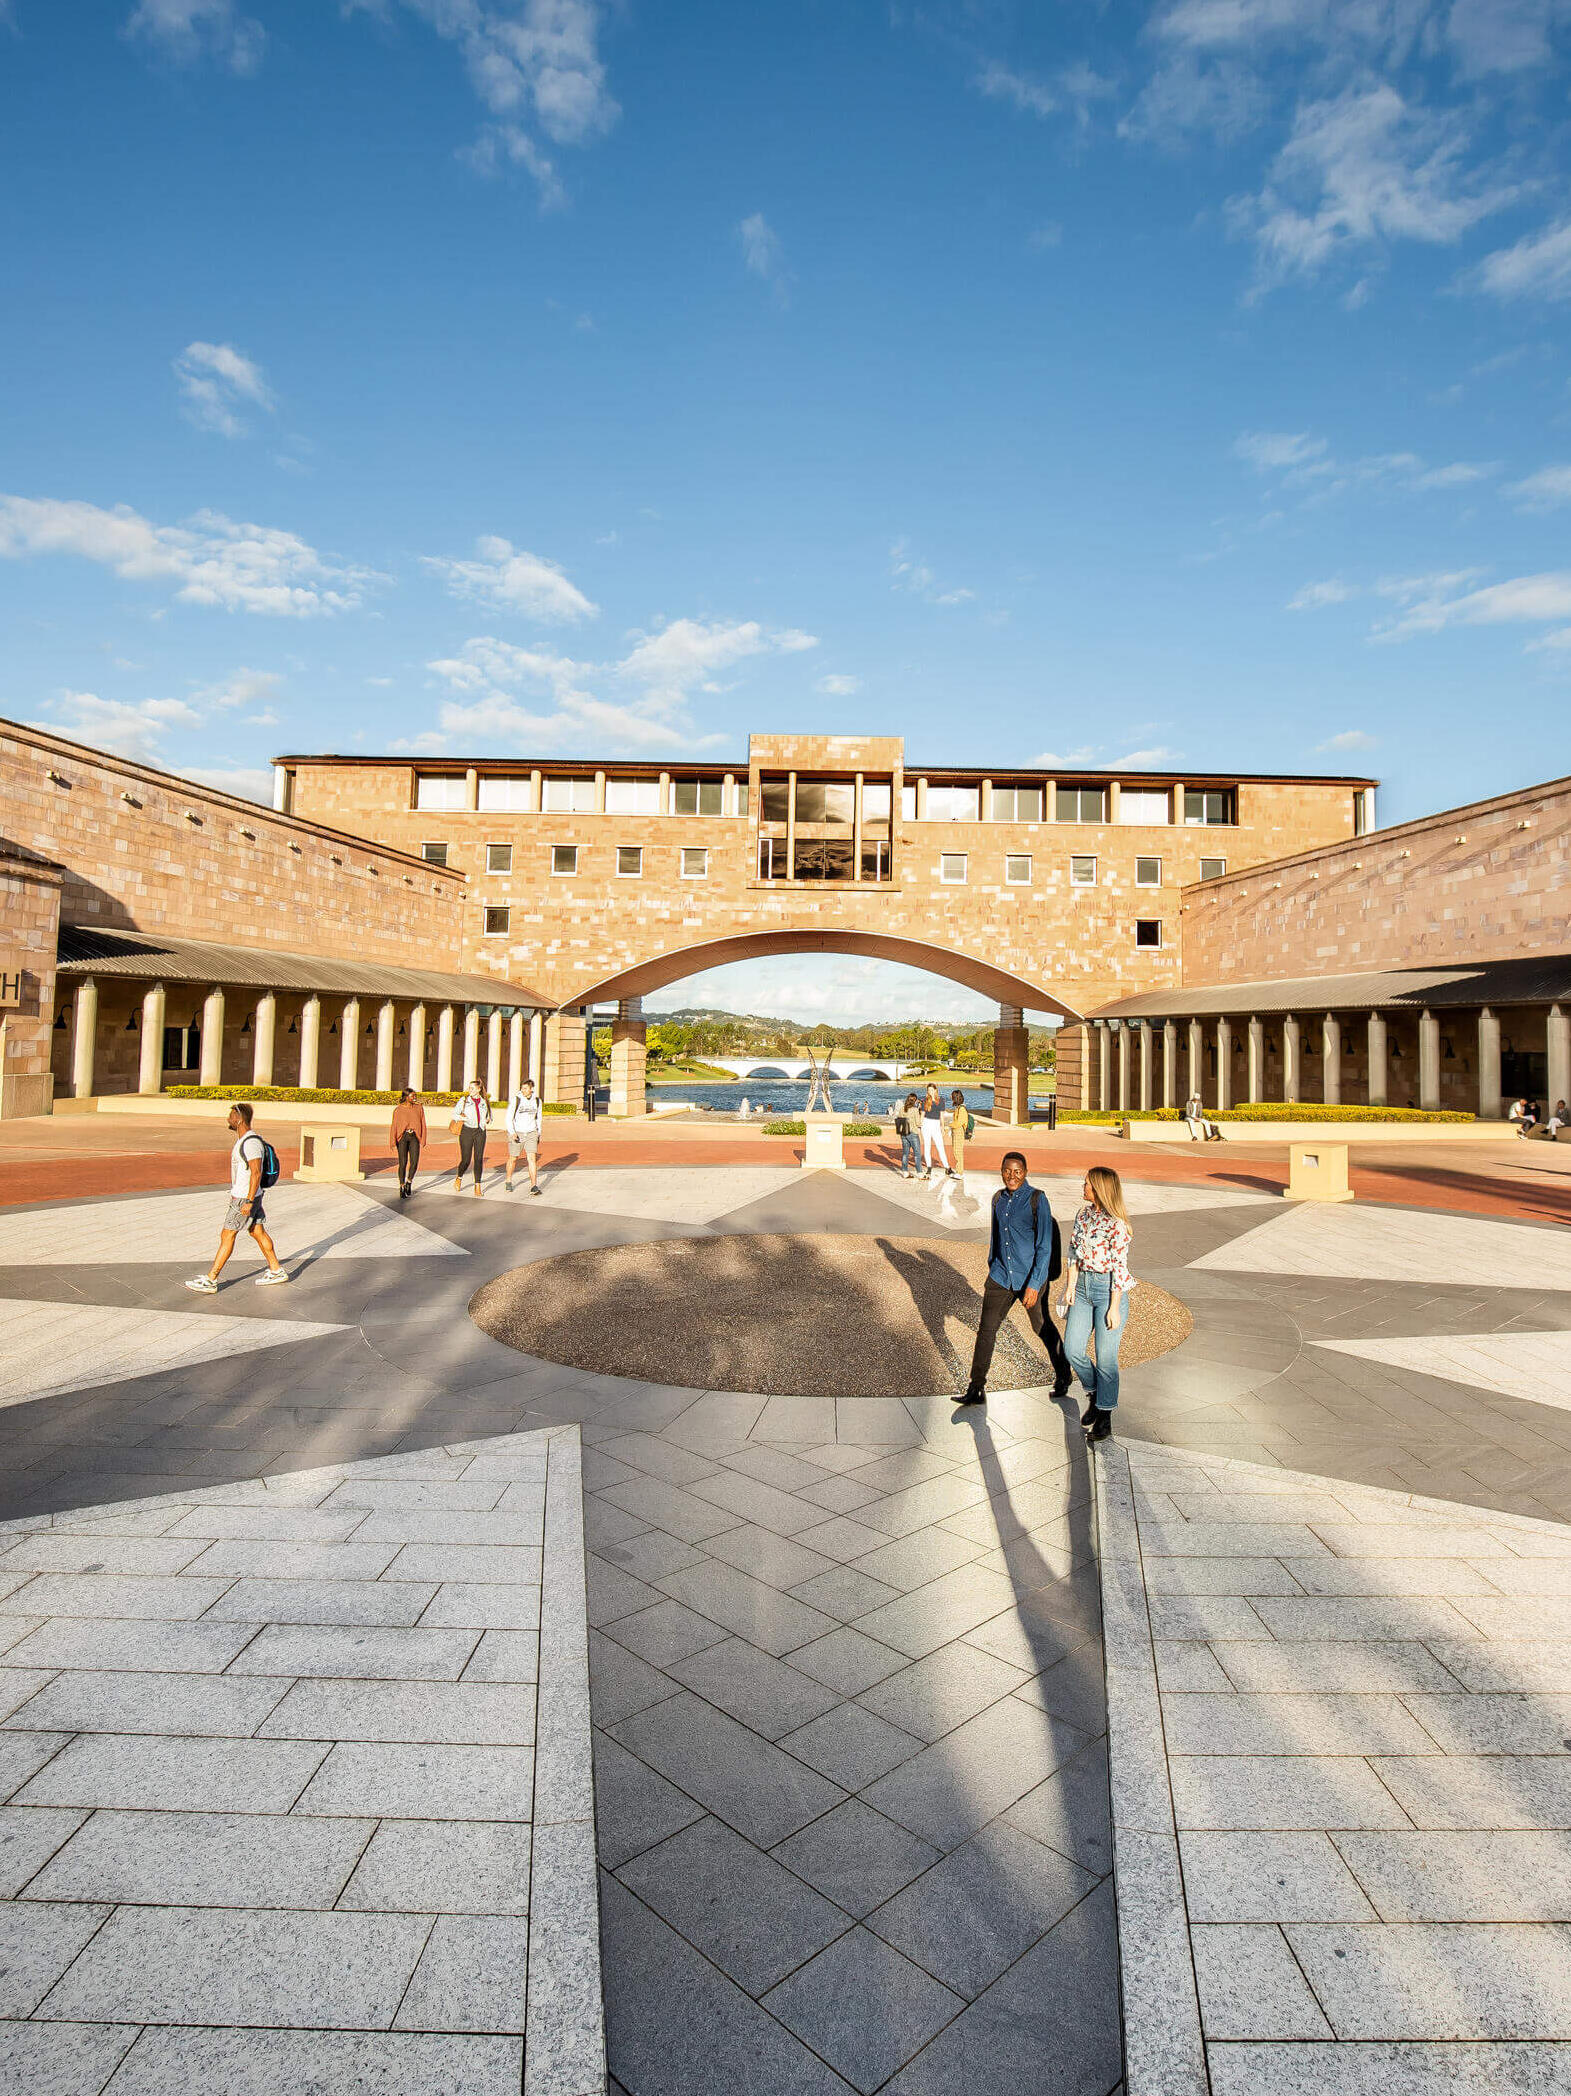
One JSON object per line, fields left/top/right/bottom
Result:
{"left": 254, "top": 1269, "right": 291, "bottom": 1285}
{"left": 185, "top": 1276, "right": 218, "bottom": 1294}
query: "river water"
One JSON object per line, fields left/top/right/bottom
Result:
{"left": 642, "top": 1079, "right": 997, "bottom": 1118}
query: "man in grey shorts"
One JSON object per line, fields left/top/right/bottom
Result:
{"left": 506, "top": 1077, "right": 544, "bottom": 1195}
{"left": 186, "top": 1102, "right": 289, "bottom": 1293}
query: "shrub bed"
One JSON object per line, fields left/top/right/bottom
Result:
{"left": 165, "top": 1084, "right": 578, "bottom": 1115}
{"left": 762, "top": 1119, "right": 886, "bottom": 1137}
{"left": 1058, "top": 1103, "right": 1473, "bottom": 1124}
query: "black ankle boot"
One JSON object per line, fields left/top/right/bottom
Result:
{"left": 1085, "top": 1408, "right": 1113, "bottom": 1443}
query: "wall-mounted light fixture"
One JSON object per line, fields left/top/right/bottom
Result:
{"left": 238, "top": 827, "right": 256, "bottom": 841}
{"left": 185, "top": 811, "right": 203, "bottom": 826}
{"left": 47, "top": 769, "right": 70, "bottom": 787}
{"left": 120, "top": 792, "right": 142, "bottom": 808}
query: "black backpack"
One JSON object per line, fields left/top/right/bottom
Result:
{"left": 244, "top": 1133, "right": 281, "bottom": 1189}
{"left": 999, "top": 1188, "right": 1062, "bottom": 1281}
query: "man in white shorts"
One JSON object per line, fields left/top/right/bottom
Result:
{"left": 505, "top": 1077, "right": 544, "bottom": 1195}
{"left": 186, "top": 1102, "right": 289, "bottom": 1292}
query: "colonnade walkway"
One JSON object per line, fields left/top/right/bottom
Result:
{"left": 0, "top": 1161, "right": 1567, "bottom": 2089}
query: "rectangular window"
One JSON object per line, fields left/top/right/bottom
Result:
{"left": 617, "top": 845, "right": 643, "bottom": 877}
{"left": 542, "top": 776, "right": 596, "bottom": 812}
{"left": 860, "top": 839, "right": 890, "bottom": 881}
{"left": 861, "top": 781, "right": 892, "bottom": 820}
{"left": 681, "top": 846, "right": 709, "bottom": 878}
{"left": 939, "top": 851, "right": 967, "bottom": 883}
{"left": 1184, "top": 787, "right": 1236, "bottom": 826}
{"left": 1005, "top": 853, "right": 1031, "bottom": 884}
{"left": 476, "top": 775, "right": 533, "bottom": 812}
{"left": 605, "top": 777, "right": 661, "bottom": 814}
{"left": 1199, "top": 856, "right": 1227, "bottom": 881}
{"left": 925, "top": 784, "right": 981, "bottom": 822}
{"left": 420, "top": 841, "right": 449, "bottom": 867}
{"left": 1119, "top": 788, "right": 1171, "bottom": 826}
{"left": 736, "top": 783, "right": 749, "bottom": 819}
{"left": 1057, "top": 785, "right": 1108, "bottom": 823}
{"left": 551, "top": 844, "right": 578, "bottom": 875}
{"left": 793, "top": 839, "right": 854, "bottom": 881}
{"left": 1071, "top": 854, "right": 1097, "bottom": 886}
{"left": 673, "top": 778, "right": 724, "bottom": 815}
{"left": 992, "top": 785, "right": 1045, "bottom": 823}
{"left": 485, "top": 843, "right": 513, "bottom": 875}
{"left": 484, "top": 906, "right": 511, "bottom": 936}
{"left": 900, "top": 784, "right": 917, "bottom": 819}
{"left": 757, "top": 835, "right": 786, "bottom": 879}
{"left": 759, "top": 777, "right": 790, "bottom": 823}
{"left": 1135, "top": 855, "right": 1161, "bottom": 887}
{"left": 1353, "top": 789, "right": 1372, "bottom": 836}
{"left": 1135, "top": 919, "right": 1163, "bottom": 948}
{"left": 794, "top": 779, "right": 855, "bottom": 826}
{"left": 415, "top": 773, "right": 466, "bottom": 811}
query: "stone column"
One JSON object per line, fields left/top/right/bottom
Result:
{"left": 1214, "top": 1018, "right": 1231, "bottom": 1110}
{"left": 1116, "top": 1023, "right": 1131, "bottom": 1112}
{"left": 786, "top": 770, "right": 798, "bottom": 877}
{"left": 298, "top": 994, "right": 321, "bottom": 1088}
{"left": 339, "top": 997, "right": 361, "bottom": 1090}
{"left": 1162, "top": 1020, "right": 1177, "bottom": 1110}
{"left": 71, "top": 978, "right": 98, "bottom": 1099}
{"left": 436, "top": 1005, "right": 455, "bottom": 1093}
{"left": 486, "top": 1010, "right": 504, "bottom": 1100}
{"left": 375, "top": 1000, "right": 396, "bottom": 1092}
{"left": 1137, "top": 1020, "right": 1153, "bottom": 1111}
{"left": 1478, "top": 1007, "right": 1502, "bottom": 1120}
{"left": 507, "top": 1011, "right": 524, "bottom": 1100}
{"left": 1097, "top": 1024, "right": 1112, "bottom": 1113}
{"left": 1323, "top": 1013, "right": 1342, "bottom": 1105}
{"left": 1247, "top": 1015, "right": 1264, "bottom": 1104}
{"left": 1283, "top": 1015, "right": 1301, "bottom": 1104}
{"left": 543, "top": 1009, "right": 587, "bottom": 1106}
{"left": 1549, "top": 1004, "right": 1570, "bottom": 1120}
{"left": 138, "top": 982, "right": 166, "bottom": 1095}
{"left": 853, "top": 773, "right": 864, "bottom": 882}
{"left": 1418, "top": 1009, "right": 1441, "bottom": 1111}
{"left": 1187, "top": 1017, "right": 1203, "bottom": 1103}
{"left": 993, "top": 1004, "right": 1029, "bottom": 1126}
{"left": 199, "top": 987, "right": 225, "bottom": 1087}
{"left": 1367, "top": 1012, "right": 1388, "bottom": 1109}
{"left": 611, "top": 996, "right": 647, "bottom": 1118}
{"left": 462, "top": 1008, "right": 481, "bottom": 1088}
{"left": 528, "top": 1011, "right": 545, "bottom": 1093}
{"left": 252, "top": 992, "right": 277, "bottom": 1087}
{"left": 408, "top": 1004, "right": 427, "bottom": 1091}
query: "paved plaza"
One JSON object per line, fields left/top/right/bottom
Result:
{"left": 0, "top": 1155, "right": 1568, "bottom": 2090}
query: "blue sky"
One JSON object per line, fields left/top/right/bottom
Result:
{"left": 4, "top": 0, "right": 1571, "bottom": 1020}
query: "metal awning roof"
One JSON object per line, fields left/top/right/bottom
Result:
{"left": 56, "top": 925, "right": 549, "bottom": 1012}
{"left": 1090, "top": 952, "right": 1571, "bottom": 1023}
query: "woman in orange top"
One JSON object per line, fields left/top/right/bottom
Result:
{"left": 389, "top": 1088, "right": 427, "bottom": 1200}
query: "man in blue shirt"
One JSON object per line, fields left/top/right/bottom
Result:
{"left": 958, "top": 1151, "right": 1071, "bottom": 1406}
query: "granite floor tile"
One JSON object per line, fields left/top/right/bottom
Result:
{"left": 790, "top": 1518, "right": 892, "bottom": 1567}
{"left": 1169, "top": 1756, "right": 1413, "bottom": 1833}
{"left": 685, "top": 1472, "right": 831, "bottom": 1539}
{"left": 1, "top": 1670, "right": 290, "bottom": 1740}
{"left": 0, "top": 1574, "right": 233, "bottom": 1622}
{"left": 461, "top": 1630, "right": 540, "bottom": 1684}
{"left": 259, "top": 1679, "right": 535, "bottom": 1747}
{"left": 599, "top": 1477, "right": 744, "bottom": 1545}
{"left": 654, "top": 1561, "right": 836, "bottom": 1658}
{"left": 1001, "top": 1740, "right": 1113, "bottom": 1875}
{"left": 1181, "top": 1831, "right": 1379, "bottom": 1923}
{"left": 610, "top": 1691, "right": 844, "bottom": 1849}
{"left": 1370, "top": 1756, "right": 1571, "bottom": 1831}
{"left": 1162, "top": 1692, "right": 1441, "bottom": 1757}
{"left": 293, "top": 1741, "right": 534, "bottom": 1821}
{"left": 394, "top": 1914, "right": 529, "bottom": 2033}
{"left": 771, "top": 1800, "right": 942, "bottom": 1922}
{"left": 1286, "top": 1920, "right": 1571, "bottom": 2039}
{"left": 1212, "top": 1641, "right": 1465, "bottom": 1694}
{"left": 762, "top": 1925, "right": 964, "bottom": 2094}
{"left": 667, "top": 1639, "right": 840, "bottom": 1742}
{"left": 1192, "top": 1923, "right": 1334, "bottom": 2039}
{"left": 847, "top": 1530, "right": 987, "bottom": 1593}
{"left": 226, "top": 1624, "right": 481, "bottom": 1680}
{"left": 419, "top": 1584, "right": 546, "bottom": 1631}
{"left": 856, "top": 1644, "right": 1030, "bottom": 1744}
{"left": 0, "top": 2020, "right": 139, "bottom": 2096}
{"left": 1333, "top": 1831, "right": 1571, "bottom": 1922}
{"left": 787, "top": 1627, "right": 910, "bottom": 1697}
{"left": 592, "top": 1729, "right": 705, "bottom": 1872}
{"left": 779, "top": 1704, "right": 924, "bottom": 1790}
{"left": 600, "top": 1599, "right": 730, "bottom": 1669}
{"left": 1396, "top": 1693, "right": 1571, "bottom": 1756}
{"left": 703, "top": 1525, "right": 839, "bottom": 1590}
{"left": 0, "top": 1806, "right": 88, "bottom": 1900}
{"left": 585, "top": 1558, "right": 659, "bottom": 1628}
{"left": 26, "top": 1807, "right": 372, "bottom": 1909}
{"left": 588, "top": 1631, "right": 677, "bottom": 1728}
{"left": 15, "top": 1734, "right": 325, "bottom": 1815}
{"left": 594, "top": 1531, "right": 708, "bottom": 1585}
{"left": 100, "top": 2026, "right": 524, "bottom": 2095}
{"left": 1203, "top": 2038, "right": 1571, "bottom": 2096}
{"left": 788, "top": 1565, "right": 902, "bottom": 1623}
{"left": 207, "top": 1578, "right": 438, "bottom": 1627}
{"left": 0, "top": 1899, "right": 113, "bottom": 2016}
{"left": 862, "top": 1697, "right": 1089, "bottom": 1852}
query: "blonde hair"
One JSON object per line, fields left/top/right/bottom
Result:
{"left": 1085, "top": 1166, "right": 1130, "bottom": 1228}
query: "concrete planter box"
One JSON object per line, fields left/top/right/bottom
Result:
{"left": 1119, "top": 1117, "right": 1503, "bottom": 1143}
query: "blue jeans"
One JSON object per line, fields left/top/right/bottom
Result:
{"left": 900, "top": 1129, "right": 921, "bottom": 1171}
{"left": 1065, "top": 1270, "right": 1123, "bottom": 1410}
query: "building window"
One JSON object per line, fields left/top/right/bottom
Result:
{"left": 759, "top": 777, "right": 790, "bottom": 823}
{"left": 484, "top": 906, "right": 511, "bottom": 936}
{"left": 925, "top": 784, "right": 981, "bottom": 822}
{"left": 1353, "top": 789, "right": 1372, "bottom": 836}
{"left": 862, "top": 781, "right": 892, "bottom": 820}
{"left": 682, "top": 846, "right": 709, "bottom": 878}
{"left": 1136, "top": 855, "right": 1162, "bottom": 887}
{"left": 605, "top": 777, "right": 661, "bottom": 814}
{"left": 617, "top": 845, "right": 643, "bottom": 877}
{"left": 1119, "top": 788, "right": 1171, "bottom": 826}
{"left": 992, "top": 785, "right": 1045, "bottom": 823}
{"left": 757, "top": 836, "right": 787, "bottom": 879}
{"left": 1071, "top": 854, "right": 1097, "bottom": 886}
{"left": 552, "top": 844, "right": 578, "bottom": 875}
{"left": 485, "top": 843, "right": 513, "bottom": 875}
{"left": 1199, "top": 856, "right": 1227, "bottom": 881}
{"left": 900, "top": 784, "right": 917, "bottom": 819}
{"left": 1057, "top": 785, "right": 1108, "bottom": 823}
{"left": 420, "top": 841, "right": 449, "bottom": 866}
{"left": 794, "top": 779, "right": 855, "bottom": 826}
{"left": 861, "top": 839, "right": 890, "bottom": 881}
{"left": 1135, "top": 919, "right": 1163, "bottom": 948}
{"left": 415, "top": 773, "right": 466, "bottom": 811}
{"left": 673, "top": 778, "right": 724, "bottom": 815}
{"left": 1184, "top": 787, "right": 1236, "bottom": 826}
{"left": 939, "top": 851, "right": 967, "bottom": 883}
{"left": 1005, "top": 854, "right": 1031, "bottom": 884}
{"left": 476, "top": 775, "right": 532, "bottom": 812}
{"left": 795, "top": 839, "right": 854, "bottom": 881}
{"left": 542, "top": 776, "right": 597, "bottom": 812}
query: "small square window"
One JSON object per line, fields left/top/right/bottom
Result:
{"left": 939, "top": 852, "right": 967, "bottom": 883}
{"left": 1135, "top": 919, "right": 1162, "bottom": 948}
{"left": 1005, "top": 854, "right": 1031, "bottom": 884}
{"left": 552, "top": 844, "right": 578, "bottom": 876}
{"left": 673, "top": 779, "right": 723, "bottom": 815}
{"left": 420, "top": 841, "right": 449, "bottom": 867}
{"left": 485, "top": 843, "right": 512, "bottom": 875}
{"left": 1071, "top": 854, "right": 1097, "bottom": 886}
{"left": 1135, "top": 855, "right": 1161, "bottom": 887}
{"left": 682, "top": 846, "right": 709, "bottom": 878}
{"left": 617, "top": 845, "right": 643, "bottom": 877}
{"left": 1199, "top": 856, "right": 1227, "bottom": 881}
{"left": 483, "top": 905, "right": 510, "bottom": 936}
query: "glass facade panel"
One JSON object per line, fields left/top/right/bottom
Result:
{"left": 901, "top": 784, "right": 917, "bottom": 819}
{"left": 860, "top": 840, "right": 890, "bottom": 881}
{"left": 617, "top": 845, "right": 643, "bottom": 876}
{"left": 605, "top": 778, "right": 661, "bottom": 813}
{"left": 793, "top": 839, "right": 854, "bottom": 881}
{"left": 793, "top": 779, "right": 855, "bottom": 826}
{"left": 939, "top": 852, "right": 967, "bottom": 883}
{"left": 1071, "top": 854, "right": 1097, "bottom": 885}
{"left": 862, "top": 782, "right": 892, "bottom": 820}
{"left": 1057, "top": 785, "right": 1107, "bottom": 823}
{"left": 1005, "top": 854, "right": 1031, "bottom": 883}
{"left": 1119, "top": 788, "right": 1170, "bottom": 825}
{"left": 759, "top": 778, "right": 790, "bottom": 823}
{"left": 415, "top": 774, "right": 466, "bottom": 810}
{"left": 682, "top": 846, "right": 709, "bottom": 877}
{"left": 992, "top": 786, "right": 1044, "bottom": 822}
{"left": 1184, "top": 788, "right": 1235, "bottom": 826}
{"left": 485, "top": 843, "right": 513, "bottom": 875}
{"left": 420, "top": 842, "right": 449, "bottom": 866}
{"left": 476, "top": 775, "right": 533, "bottom": 811}
{"left": 542, "top": 777, "right": 596, "bottom": 812}
{"left": 673, "top": 778, "right": 724, "bottom": 815}
{"left": 1199, "top": 856, "right": 1227, "bottom": 880}
{"left": 1135, "top": 855, "right": 1161, "bottom": 886}
{"left": 757, "top": 835, "right": 786, "bottom": 878}
{"left": 551, "top": 844, "right": 578, "bottom": 874}
{"left": 926, "top": 785, "right": 981, "bottom": 822}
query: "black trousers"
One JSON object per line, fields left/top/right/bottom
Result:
{"left": 457, "top": 1125, "right": 487, "bottom": 1185}
{"left": 968, "top": 1276, "right": 1070, "bottom": 1393}
{"left": 396, "top": 1132, "right": 420, "bottom": 1189}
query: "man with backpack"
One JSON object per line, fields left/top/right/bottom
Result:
{"left": 957, "top": 1150, "right": 1070, "bottom": 1406}
{"left": 505, "top": 1077, "right": 545, "bottom": 1195}
{"left": 186, "top": 1102, "right": 288, "bottom": 1292}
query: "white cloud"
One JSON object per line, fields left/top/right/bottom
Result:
{"left": 975, "top": 61, "right": 1060, "bottom": 116}
{"left": 1509, "top": 464, "right": 1571, "bottom": 507}
{"left": 889, "top": 539, "right": 976, "bottom": 606}
{"left": 1114, "top": 746, "right": 1181, "bottom": 765}
{"left": 1289, "top": 577, "right": 1358, "bottom": 608}
{"left": 0, "top": 495, "right": 372, "bottom": 616}
{"left": 816, "top": 674, "right": 862, "bottom": 696}
{"left": 617, "top": 617, "right": 816, "bottom": 709}
{"left": 1317, "top": 727, "right": 1378, "bottom": 750}
{"left": 422, "top": 536, "right": 597, "bottom": 622}
{"left": 179, "top": 764, "right": 273, "bottom": 802}
{"left": 1119, "top": 54, "right": 1267, "bottom": 146}
{"left": 1470, "top": 219, "right": 1571, "bottom": 300}
{"left": 1237, "top": 432, "right": 1497, "bottom": 498}
{"left": 1235, "top": 430, "right": 1328, "bottom": 471}
{"left": 32, "top": 690, "right": 201, "bottom": 764}
{"left": 173, "top": 341, "right": 275, "bottom": 437}
{"left": 189, "top": 666, "right": 281, "bottom": 711}
{"left": 739, "top": 213, "right": 790, "bottom": 301}
{"left": 126, "top": 0, "right": 263, "bottom": 73}
{"left": 1375, "top": 567, "right": 1571, "bottom": 638}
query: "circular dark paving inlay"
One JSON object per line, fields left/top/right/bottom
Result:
{"left": 470, "top": 1234, "right": 1194, "bottom": 1399}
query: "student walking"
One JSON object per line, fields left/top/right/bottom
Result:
{"left": 450, "top": 1078, "right": 491, "bottom": 1197}
{"left": 186, "top": 1103, "right": 288, "bottom": 1292}
{"left": 505, "top": 1077, "right": 544, "bottom": 1195}
{"left": 958, "top": 1151, "right": 1071, "bottom": 1406}
{"left": 389, "top": 1088, "right": 426, "bottom": 1199}
{"left": 1058, "top": 1166, "right": 1133, "bottom": 1444}
{"left": 949, "top": 1088, "right": 972, "bottom": 1178}
{"left": 920, "top": 1083, "right": 950, "bottom": 1179}
{"left": 896, "top": 1094, "right": 921, "bottom": 1178}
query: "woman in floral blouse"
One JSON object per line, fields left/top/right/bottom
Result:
{"left": 1056, "top": 1165, "right": 1132, "bottom": 1443}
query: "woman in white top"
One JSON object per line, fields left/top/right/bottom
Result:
{"left": 920, "top": 1084, "right": 950, "bottom": 1179}
{"left": 505, "top": 1079, "right": 544, "bottom": 1196}
{"left": 1057, "top": 1165, "right": 1133, "bottom": 1443}
{"left": 450, "top": 1078, "right": 492, "bottom": 1197}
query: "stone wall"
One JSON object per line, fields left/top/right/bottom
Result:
{"left": 0, "top": 851, "right": 62, "bottom": 1118}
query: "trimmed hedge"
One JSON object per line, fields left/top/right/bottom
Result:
{"left": 762, "top": 1119, "right": 886, "bottom": 1137}
{"left": 1058, "top": 1103, "right": 1474, "bottom": 1125}
{"left": 166, "top": 1083, "right": 579, "bottom": 1116}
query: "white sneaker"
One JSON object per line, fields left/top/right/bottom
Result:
{"left": 255, "top": 1268, "right": 290, "bottom": 1286}
{"left": 185, "top": 1276, "right": 218, "bottom": 1294}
